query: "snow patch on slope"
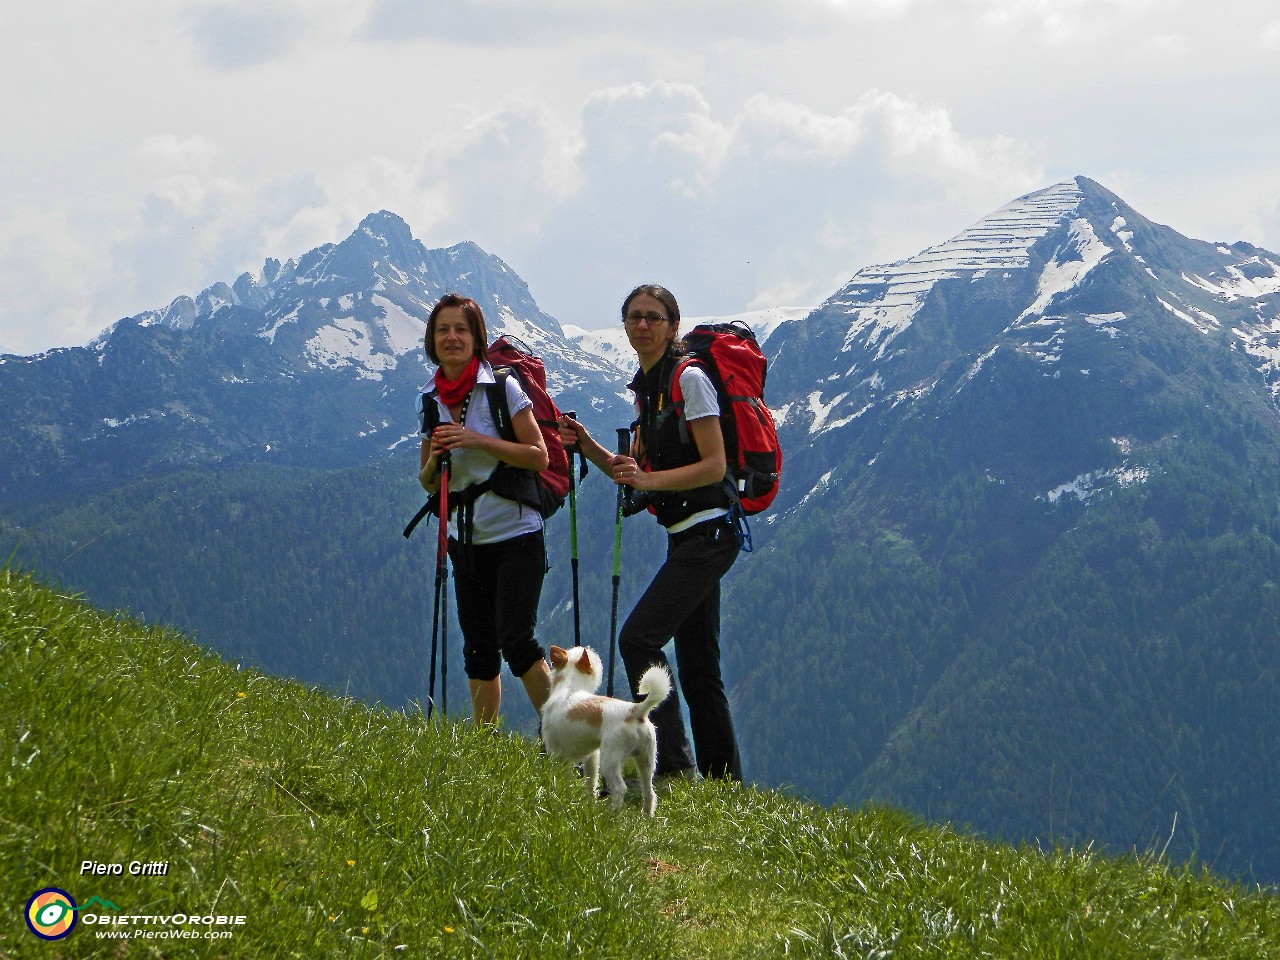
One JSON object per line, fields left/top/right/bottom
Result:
{"left": 1110, "top": 216, "right": 1135, "bottom": 253}
{"left": 806, "top": 390, "right": 850, "bottom": 434}
{"left": 1158, "top": 296, "right": 1220, "bottom": 335}
{"left": 1182, "top": 259, "right": 1280, "bottom": 301}
{"left": 1042, "top": 464, "right": 1151, "bottom": 504}
{"left": 1016, "top": 218, "right": 1112, "bottom": 321}
{"left": 1233, "top": 317, "right": 1280, "bottom": 398}
{"left": 371, "top": 295, "right": 427, "bottom": 356}
{"left": 305, "top": 319, "right": 395, "bottom": 380}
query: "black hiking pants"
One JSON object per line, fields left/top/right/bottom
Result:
{"left": 618, "top": 515, "right": 742, "bottom": 782}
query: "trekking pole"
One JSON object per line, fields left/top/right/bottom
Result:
{"left": 427, "top": 528, "right": 442, "bottom": 719}
{"left": 438, "top": 455, "right": 450, "bottom": 718}
{"left": 427, "top": 453, "right": 451, "bottom": 719}
{"left": 607, "top": 427, "right": 629, "bottom": 697}
{"left": 565, "top": 410, "right": 582, "bottom": 649}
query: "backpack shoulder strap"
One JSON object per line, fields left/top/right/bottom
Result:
{"left": 666, "top": 355, "right": 710, "bottom": 446}
{"left": 420, "top": 392, "right": 441, "bottom": 435}
{"left": 488, "top": 368, "right": 516, "bottom": 441}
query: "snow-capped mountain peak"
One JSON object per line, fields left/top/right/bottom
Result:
{"left": 888, "top": 179, "right": 1085, "bottom": 275}
{"left": 822, "top": 180, "right": 1086, "bottom": 357}
{"left": 99, "top": 214, "right": 590, "bottom": 388}
{"left": 766, "top": 175, "right": 1280, "bottom": 452}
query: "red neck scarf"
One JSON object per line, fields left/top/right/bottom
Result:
{"left": 434, "top": 355, "right": 480, "bottom": 408}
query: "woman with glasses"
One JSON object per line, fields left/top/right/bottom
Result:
{"left": 558, "top": 284, "right": 742, "bottom": 785}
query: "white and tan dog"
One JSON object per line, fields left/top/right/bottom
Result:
{"left": 541, "top": 645, "right": 672, "bottom": 816}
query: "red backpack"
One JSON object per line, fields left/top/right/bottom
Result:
{"left": 670, "top": 322, "right": 781, "bottom": 515}
{"left": 484, "top": 335, "right": 571, "bottom": 515}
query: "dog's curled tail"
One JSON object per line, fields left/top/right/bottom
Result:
{"left": 632, "top": 665, "right": 672, "bottom": 719}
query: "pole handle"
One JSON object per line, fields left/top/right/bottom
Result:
{"left": 564, "top": 410, "right": 579, "bottom": 453}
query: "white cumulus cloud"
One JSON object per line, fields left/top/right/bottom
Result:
{"left": 508, "top": 82, "right": 1043, "bottom": 326}
{"left": 2, "top": 0, "right": 1277, "bottom": 354}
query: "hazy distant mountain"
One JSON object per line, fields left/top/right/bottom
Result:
{"left": 0, "top": 213, "right": 629, "bottom": 504}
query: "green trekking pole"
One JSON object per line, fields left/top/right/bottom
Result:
{"left": 607, "top": 427, "right": 629, "bottom": 697}
{"left": 566, "top": 410, "right": 583, "bottom": 649}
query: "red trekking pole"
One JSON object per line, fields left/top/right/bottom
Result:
{"left": 428, "top": 453, "right": 451, "bottom": 718}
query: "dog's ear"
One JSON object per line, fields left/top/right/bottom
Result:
{"left": 549, "top": 646, "right": 568, "bottom": 669}
{"left": 575, "top": 649, "right": 593, "bottom": 674}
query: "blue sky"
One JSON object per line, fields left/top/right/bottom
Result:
{"left": 2, "top": 0, "right": 1278, "bottom": 353}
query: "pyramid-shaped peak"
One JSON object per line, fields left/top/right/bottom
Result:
{"left": 1073, "top": 175, "right": 1131, "bottom": 206}
{"left": 357, "top": 210, "right": 414, "bottom": 243}
{"left": 851, "top": 179, "right": 1087, "bottom": 286}
{"left": 926, "top": 180, "right": 1084, "bottom": 261}
{"left": 974, "top": 178, "right": 1084, "bottom": 228}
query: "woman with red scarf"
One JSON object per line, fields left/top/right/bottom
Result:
{"left": 419, "top": 294, "right": 552, "bottom": 725}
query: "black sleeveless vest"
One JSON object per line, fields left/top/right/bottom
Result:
{"left": 629, "top": 354, "right": 730, "bottom": 529}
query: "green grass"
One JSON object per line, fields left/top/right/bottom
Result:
{"left": 2, "top": 567, "right": 1278, "bottom": 958}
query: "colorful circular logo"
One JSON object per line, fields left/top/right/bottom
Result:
{"left": 25, "top": 888, "right": 78, "bottom": 940}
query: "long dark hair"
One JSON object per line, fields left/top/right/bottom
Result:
{"left": 424, "top": 293, "right": 488, "bottom": 365}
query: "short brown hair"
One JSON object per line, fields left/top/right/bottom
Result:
{"left": 424, "top": 294, "right": 488, "bottom": 365}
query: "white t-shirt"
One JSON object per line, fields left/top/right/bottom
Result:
{"left": 421, "top": 362, "right": 545, "bottom": 544}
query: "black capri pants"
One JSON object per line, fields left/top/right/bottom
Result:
{"left": 448, "top": 530, "right": 547, "bottom": 681}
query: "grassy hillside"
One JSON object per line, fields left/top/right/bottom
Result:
{"left": 0, "top": 455, "right": 667, "bottom": 728}
{"left": 3, "top": 568, "right": 1278, "bottom": 958}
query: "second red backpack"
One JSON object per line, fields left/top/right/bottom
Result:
{"left": 670, "top": 322, "right": 782, "bottom": 515}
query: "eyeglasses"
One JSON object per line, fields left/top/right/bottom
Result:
{"left": 623, "top": 311, "right": 670, "bottom": 328}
